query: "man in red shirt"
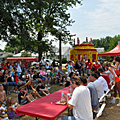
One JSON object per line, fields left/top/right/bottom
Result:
{"left": 86, "top": 59, "right": 92, "bottom": 75}
{"left": 93, "top": 60, "right": 101, "bottom": 72}
{"left": 1, "top": 59, "right": 7, "bottom": 71}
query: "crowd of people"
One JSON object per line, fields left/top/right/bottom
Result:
{"left": 0, "top": 56, "right": 120, "bottom": 119}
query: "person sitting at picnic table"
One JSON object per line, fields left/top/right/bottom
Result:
{"left": 58, "top": 76, "right": 93, "bottom": 120}
{"left": 0, "top": 84, "right": 7, "bottom": 106}
{"left": 80, "top": 76, "right": 99, "bottom": 110}
{"left": 36, "top": 81, "right": 50, "bottom": 96}
{"left": 18, "top": 87, "right": 35, "bottom": 105}
{"left": 24, "top": 78, "right": 41, "bottom": 98}
{"left": 95, "top": 71, "right": 109, "bottom": 93}
{"left": 6, "top": 97, "right": 19, "bottom": 119}
{"left": 90, "top": 73, "right": 104, "bottom": 99}
{"left": 40, "top": 66, "right": 51, "bottom": 86}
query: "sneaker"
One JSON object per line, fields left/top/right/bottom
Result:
{"left": 13, "top": 90, "right": 16, "bottom": 93}
{"left": 7, "top": 91, "right": 10, "bottom": 95}
{"left": 47, "top": 87, "right": 51, "bottom": 89}
{"left": 48, "top": 83, "right": 50, "bottom": 86}
{"left": 31, "top": 100, "right": 35, "bottom": 102}
{"left": 45, "top": 84, "right": 47, "bottom": 87}
{"left": 117, "top": 103, "right": 120, "bottom": 106}
{"left": 109, "top": 99, "right": 115, "bottom": 104}
{"left": 15, "top": 91, "right": 18, "bottom": 94}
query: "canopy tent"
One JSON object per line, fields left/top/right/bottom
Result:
{"left": 98, "top": 44, "right": 120, "bottom": 56}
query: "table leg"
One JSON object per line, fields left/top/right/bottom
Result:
{"left": 36, "top": 117, "right": 38, "bottom": 120}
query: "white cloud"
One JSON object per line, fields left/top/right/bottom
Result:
{"left": 86, "top": 0, "right": 120, "bottom": 37}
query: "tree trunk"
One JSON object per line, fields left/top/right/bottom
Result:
{"left": 38, "top": 32, "right": 42, "bottom": 61}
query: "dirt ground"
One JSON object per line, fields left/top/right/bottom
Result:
{"left": 8, "top": 85, "right": 120, "bottom": 120}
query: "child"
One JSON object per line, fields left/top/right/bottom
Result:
{"left": 58, "top": 73, "right": 64, "bottom": 86}
{"left": 6, "top": 97, "right": 19, "bottom": 119}
{"left": 50, "top": 69, "right": 56, "bottom": 84}
{"left": 14, "top": 72, "right": 25, "bottom": 86}
{"left": 36, "top": 81, "right": 50, "bottom": 96}
{"left": 18, "top": 87, "right": 35, "bottom": 105}
{"left": 0, "top": 84, "right": 6, "bottom": 106}
{"left": 24, "top": 79, "right": 41, "bottom": 98}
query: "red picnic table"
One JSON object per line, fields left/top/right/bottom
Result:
{"left": 16, "top": 87, "right": 70, "bottom": 120}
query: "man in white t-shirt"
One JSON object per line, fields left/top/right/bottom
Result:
{"left": 58, "top": 76, "right": 93, "bottom": 120}
{"left": 41, "top": 57, "right": 46, "bottom": 66}
{"left": 90, "top": 73, "right": 104, "bottom": 99}
{"left": 95, "top": 71, "right": 108, "bottom": 92}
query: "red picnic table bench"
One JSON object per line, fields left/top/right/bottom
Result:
{"left": 16, "top": 87, "right": 70, "bottom": 120}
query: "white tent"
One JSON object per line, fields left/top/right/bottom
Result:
{"left": 13, "top": 50, "right": 38, "bottom": 57}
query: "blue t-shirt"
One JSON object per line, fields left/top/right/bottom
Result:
{"left": 87, "top": 83, "right": 99, "bottom": 109}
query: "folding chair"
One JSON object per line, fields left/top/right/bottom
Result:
{"left": 94, "top": 103, "right": 106, "bottom": 120}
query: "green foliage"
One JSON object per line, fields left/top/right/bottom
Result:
{"left": 108, "top": 35, "right": 120, "bottom": 51}
{"left": 1, "top": 0, "right": 82, "bottom": 60}
{"left": 0, "top": 49, "right": 3, "bottom": 52}
{"left": 4, "top": 54, "right": 13, "bottom": 60}
{"left": 62, "top": 58, "right": 67, "bottom": 64}
{"left": 21, "top": 52, "right": 31, "bottom": 57}
{"left": 92, "top": 36, "right": 112, "bottom": 51}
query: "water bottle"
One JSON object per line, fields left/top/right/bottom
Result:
{"left": 61, "top": 91, "right": 64, "bottom": 100}
{"left": 70, "top": 87, "right": 72, "bottom": 92}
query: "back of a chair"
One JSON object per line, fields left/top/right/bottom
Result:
{"left": 95, "top": 103, "right": 106, "bottom": 120}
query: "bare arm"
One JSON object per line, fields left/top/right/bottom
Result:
{"left": 109, "top": 67, "right": 115, "bottom": 85}
{"left": 21, "top": 91, "right": 27, "bottom": 99}
{"left": 11, "top": 106, "right": 16, "bottom": 113}
{"left": 112, "top": 62, "right": 119, "bottom": 69}
{"left": 64, "top": 94, "right": 74, "bottom": 110}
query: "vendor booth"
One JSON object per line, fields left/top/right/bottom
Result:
{"left": 98, "top": 44, "right": 120, "bottom": 56}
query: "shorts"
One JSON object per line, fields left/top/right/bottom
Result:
{"left": 41, "top": 77, "right": 46, "bottom": 81}
{"left": 115, "top": 76, "right": 120, "bottom": 83}
{"left": 61, "top": 116, "right": 76, "bottom": 120}
{"left": 115, "top": 70, "right": 120, "bottom": 75}
{"left": 20, "top": 99, "right": 28, "bottom": 105}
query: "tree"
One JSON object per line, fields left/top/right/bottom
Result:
{"left": 108, "top": 35, "right": 120, "bottom": 51}
{"left": 21, "top": 52, "right": 31, "bottom": 57}
{"left": 4, "top": 54, "right": 13, "bottom": 60}
{"left": 92, "top": 36, "right": 112, "bottom": 51}
{"left": 1, "top": 0, "right": 82, "bottom": 60}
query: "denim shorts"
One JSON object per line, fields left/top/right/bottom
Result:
{"left": 61, "top": 116, "right": 76, "bottom": 120}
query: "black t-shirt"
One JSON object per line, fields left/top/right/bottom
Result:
{"left": 0, "top": 75, "right": 5, "bottom": 83}
{"left": 33, "top": 74, "right": 38, "bottom": 80}
{"left": 25, "top": 85, "right": 32, "bottom": 91}
{"left": 52, "top": 61, "right": 56, "bottom": 67}
{"left": 7, "top": 77, "right": 12, "bottom": 82}
{"left": 18, "top": 92, "right": 25, "bottom": 104}
{"left": 36, "top": 85, "right": 45, "bottom": 92}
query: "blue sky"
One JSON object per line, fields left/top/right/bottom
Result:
{"left": 1, "top": 0, "right": 120, "bottom": 49}
{"left": 53, "top": 0, "right": 120, "bottom": 47}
